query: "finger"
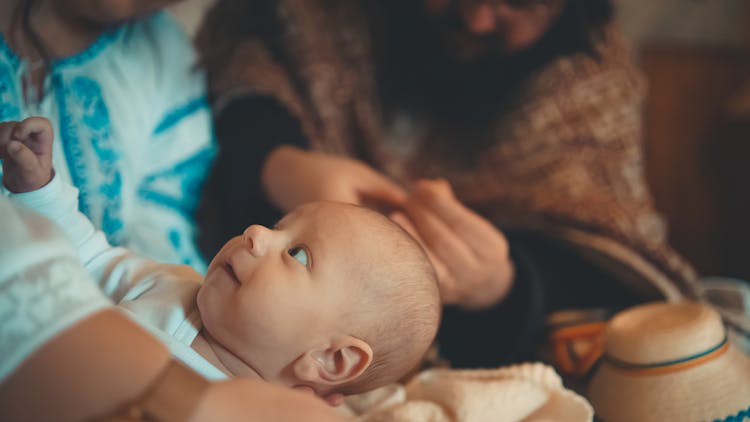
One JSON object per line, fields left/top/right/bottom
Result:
{"left": 13, "top": 117, "right": 53, "bottom": 156}
{"left": 390, "top": 211, "right": 455, "bottom": 296}
{"left": 411, "top": 179, "right": 508, "bottom": 259}
{"left": 359, "top": 169, "right": 407, "bottom": 207}
{"left": 13, "top": 117, "right": 51, "bottom": 139}
{"left": 6, "top": 140, "right": 40, "bottom": 172}
{"left": 402, "top": 197, "right": 477, "bottom": 276}
{"left": 0, "top": 122, "right": 18, "bottom": 153}
{"left": 321, "top": 182, "right": 362, "bottom": 205}
{"left": 390, "top": 211, "right": 432, "bottom": 259}
{"left": 390, "top": 211, "right": 425, "bottom": 248}
{"left": 0, "top": 121, "right": 18, "bottom": 137}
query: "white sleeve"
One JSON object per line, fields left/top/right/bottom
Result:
{"left": 9, "top": 174, "right": 117, "bottom": 267}
{"left": 0, "top": 196, "right": 111, "bottom": 382}
{"left": 7, "top": 175, "right": 187, "bottom": 303}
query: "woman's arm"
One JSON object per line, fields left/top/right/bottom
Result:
{"left": 0, "top": 197, "right": 347, "bottom": 422}
{"left": 0, "top": 310, "right": 173, "bottom": 421}
{"left": 0, "top": 195, "right": 171, "bottom": 421}
{"left": 0, "top": 310, "right": 349, "bottom": 422}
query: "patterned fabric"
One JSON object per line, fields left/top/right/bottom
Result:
{"left": 201, "top": 0, "right": 698, "bottom": 298}
{"left": 0, "top": 12, "right": 215, "bottom": 272}
{"left": 0, "top": 257, "right": 110, "bottom": 381}
{"left": 0, "top": 195, "right": 111, "bottom": 382}
{"left": 714, "top": 405, "right": 750, "bottom": 422}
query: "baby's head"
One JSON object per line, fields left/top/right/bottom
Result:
{"left": 198, "top": 201, "right": 440, "bottom": 397}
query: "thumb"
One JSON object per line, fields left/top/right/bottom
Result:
{"left": 360, "top": 172, "right": 407, "bottom": 206}
{"left": 389, "top": 210, "right": 452, "bottom": 295}
{"left": 14, "top": 117, "right": 54, "bottom": 157}
{"left": 6, "top": 141, "right": 40, "bottom": 172}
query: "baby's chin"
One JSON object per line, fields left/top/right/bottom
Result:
{"left": 196, "top": 265, "right": 225, "bottom": 317}
{"left": 201, "top": 261, "right": 221, "bottom": 292}
{"left": 195, "top": 280, "right": 209, "bottom": 313}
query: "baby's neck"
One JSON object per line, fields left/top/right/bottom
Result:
{"left": 191, "top": 329, "right": 263, "bottom": 381}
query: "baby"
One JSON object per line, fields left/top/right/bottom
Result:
{"left": 0, "top": 117, "right": 441, "bottom": 404}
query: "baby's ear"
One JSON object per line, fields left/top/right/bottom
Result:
{"left": 292, "top": 336, "right": 373, "bottom": 389}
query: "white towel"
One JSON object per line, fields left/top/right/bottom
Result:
{"left": 345, "top": 363, "right": 592, "bottom": 422}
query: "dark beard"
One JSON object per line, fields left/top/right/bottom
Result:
{"left": 374, "top": 0, "right": 562, "bottom": 128}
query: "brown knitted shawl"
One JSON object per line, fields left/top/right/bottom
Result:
{"left": 199, "top": 0, "right": 699, "bottom": 299}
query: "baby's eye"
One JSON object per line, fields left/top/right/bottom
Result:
{"left": 288, "top": 246, "right": 309, "bottom": 267}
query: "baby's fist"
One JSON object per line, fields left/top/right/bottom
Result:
{"left": 0, "top": 117, "right": 54, "bottom": 193}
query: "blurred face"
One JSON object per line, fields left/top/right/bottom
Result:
{"left": 197, "top": 202, "right": 386, "bottom": 383}
{"left": 51, "top": 0, "right": 180, "bottom": 23}
{"left": 422, "top": 0, "right": 564, "bottom": 59}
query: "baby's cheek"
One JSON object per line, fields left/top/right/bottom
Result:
{"left": 195, "top": 286, "right": 209, "bottom": 315}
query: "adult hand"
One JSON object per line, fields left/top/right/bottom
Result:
{"left": 190, "top": 378, "right": 349, "bottom": 422}
{"left": 262, "top": 145, "right": 406, "bottom": 212}
{"left": 392, "top": 179, "right": 515, "bottom": 309}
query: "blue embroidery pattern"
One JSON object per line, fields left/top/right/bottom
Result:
{"left": 0, "top": 50, "right": 22, "bottom": 181}
{"left": 167, "top": 228, "right": 197, "bottom": 266}
{"left": 153, "top": 96, "right": 209, "bottom": 136}
{"left": 714, "top": 405, "right": 750, "bottom": 422}
{"left": 138, "top": 146, "right": 213, "bottom": 271}
{"left": 53, "top": 28, "right": 122, "bottom": 69}
{"left": 137, "top": 146, "right": 215, "bottom": 218}
{"left": 0, "top": 34, "right": 21, "bottom": 68}
{"left": 55, "top": 74, "right": 124, "bottom": 245}
{"left": 0, "top": 62, "right": 21, "bottom": 122}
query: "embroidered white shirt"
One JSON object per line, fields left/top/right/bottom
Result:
{"left": 0, "top": 11, "right": 215, "bottom": 273}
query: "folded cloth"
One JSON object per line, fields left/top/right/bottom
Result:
{"left": 699, "top": 277, "right": 750, "bottom": 354}
{"left": 345, "top": 363, "right": 592, "bottom": 422}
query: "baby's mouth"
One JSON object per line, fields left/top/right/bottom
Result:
{"left": 224, "top": 261, "right": 241, "bottom": 286}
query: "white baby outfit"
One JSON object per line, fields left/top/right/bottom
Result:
{"left": 3, "top": 176, "right": 225, "bottom": 380}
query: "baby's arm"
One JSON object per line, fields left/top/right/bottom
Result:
{"left": 1, "top": 118, "right": 125, "bottom": 297}
{"left": 1, "top": 117, "right": 109, "bottom": 264}
{"left": 2, "top": 118, "right": 200, "bottom": 302}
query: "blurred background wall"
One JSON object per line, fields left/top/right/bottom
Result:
{"left": 612, "top": 0, "right": 750, "bottom": 280}
{"left": 615, "top": 0, "right": 748, "bottom": 49}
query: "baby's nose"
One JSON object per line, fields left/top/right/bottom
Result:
{"left": 242, "top": 225, "right": 272, "bottom": 257}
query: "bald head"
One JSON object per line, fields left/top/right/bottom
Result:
{"left": 314, "top": 203, "right": 441, "bottom": 394}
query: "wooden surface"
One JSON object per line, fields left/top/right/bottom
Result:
{"left": 641, "top": 45, "right": 750, "bottom": 278}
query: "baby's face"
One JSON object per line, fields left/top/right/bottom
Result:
{"left": 198, "top": 202, "right": 384, "bottom": 384}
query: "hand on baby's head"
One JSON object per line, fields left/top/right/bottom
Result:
{"left": 0, "top": 117, "right": 54, "bottom": 193}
